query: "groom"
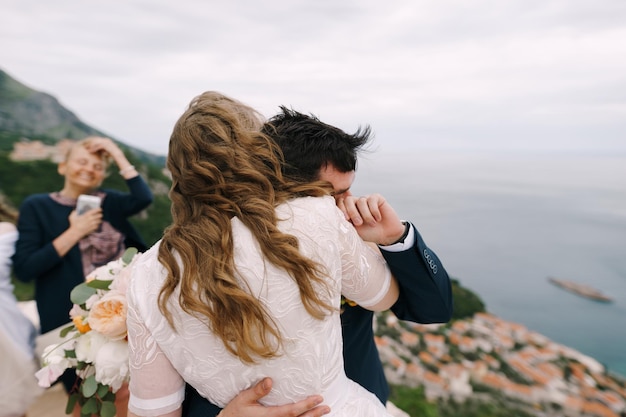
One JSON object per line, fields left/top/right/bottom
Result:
{"left": 182, "top": 107, "right": 453, "bottom": 417}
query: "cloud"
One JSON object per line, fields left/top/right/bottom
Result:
{"left": 1, "top": 0, "right": 625, "bottom": 154}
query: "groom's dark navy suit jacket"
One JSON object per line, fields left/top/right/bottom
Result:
{"left": 183, "top": 223, "right": 453, "bottom": 416}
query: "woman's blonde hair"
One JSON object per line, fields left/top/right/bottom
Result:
{"left": 158, "top": 91, "right": 334, "bottom": 363}
{"left": 64, "top": 137, "right": 113, "bottom": 172}
{"left": 0, "top": 198, "right": 18, "bottom": 224}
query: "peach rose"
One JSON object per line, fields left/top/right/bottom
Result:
{"left": 88, "top": 292, "right": 127, "bottom": 340}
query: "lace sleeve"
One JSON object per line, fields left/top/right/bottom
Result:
{"left": 336, "top": 214, "right": 392, "bottom": 309}
{"left": 127, "top": 286, "right": 185, "bottom": 416}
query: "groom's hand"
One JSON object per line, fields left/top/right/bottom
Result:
{"left": 219, "top": 378, "right": 330, "bottom": 417}
{"left": 337, "top": 193, "right": 405, "bottom": 245}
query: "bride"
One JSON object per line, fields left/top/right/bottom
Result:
{"left": 126, "top": 91, "right": 399, "bottom": 417}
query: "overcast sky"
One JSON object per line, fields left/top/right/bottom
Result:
{"left": 2, "top": 0, "right": 625, "bottom": 156}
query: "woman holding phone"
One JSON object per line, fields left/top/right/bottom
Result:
{"left": 12, "top": 137, "right": 152, "bottom": 409}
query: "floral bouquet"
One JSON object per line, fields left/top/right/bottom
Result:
{"left": 35, "top": 248, "right": 139, "bottom": 417}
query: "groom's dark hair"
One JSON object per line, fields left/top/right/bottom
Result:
{"left": 261, "top": 106, "right": 372, "bottom": 183}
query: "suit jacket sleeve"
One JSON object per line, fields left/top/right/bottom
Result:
{"left": 103, "top": 175, "right": 154, "bottom": 252}
{"left": 12, "top": 195, "right": 66, "bottom": 282}
{"left": 182, "top": 384, "right": 221, "bottom": 417}
{"left": 381, "top": 223, "right": 453, "bottom": 323}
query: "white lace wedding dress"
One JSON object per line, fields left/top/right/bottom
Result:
{"left": 127, "top": 196, "right": 393, "bottom": 417}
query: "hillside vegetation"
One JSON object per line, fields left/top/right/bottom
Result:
{"left": 0, "top": 69, "right": 104, "bottom": 141}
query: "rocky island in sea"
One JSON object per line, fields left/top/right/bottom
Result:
{"left": 547, "top": 277, "right": 613, "bottom": 303}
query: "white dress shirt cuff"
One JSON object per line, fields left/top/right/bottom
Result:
{"left": 378, "top": 222, "right": 415, "bottom": 252}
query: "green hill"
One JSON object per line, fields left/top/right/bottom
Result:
{"left": 0, "top": 68, "right": 166, "bottom": 165}
{"left": 0, "top": 68, "right": 106, "bottom": 142}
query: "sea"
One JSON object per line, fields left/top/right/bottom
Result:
{"left": 351, "top": 150, "right": 626, "bottom": 378}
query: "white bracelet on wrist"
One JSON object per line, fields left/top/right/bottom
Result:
{"left": 119, "top": 165, "right": 136, "bottom": 175}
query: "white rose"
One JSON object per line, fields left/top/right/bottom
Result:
{"left": 75, "top": 331, "right": 108, "bottom": 364}
{"left": 103, "top": 258, "right": 126, "bottom": 279}
{"left": 94, "top": 339, "right": 129, "bottom": 392}
{"left": 36, "top": 342, "right": 76, "bottom": 388}
{"left": 86, "top": 257, "right": 126, "bottom": 282}
{"left": 86, "top": 264, "right": 112, "bottom": 282}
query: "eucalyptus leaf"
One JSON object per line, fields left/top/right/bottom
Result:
{"left": 122, "top": 247, "right": 138, "bottom": 264}
{"left": 81, "top": 375, "right": 98, "bottom": 397}
{"left": 66, "top": 393, "right": 78, "bottom": 414}
{"left": 65, "top": 349, "right": 76, "bottom": 359}
{"left": 97, "top": 383, "right": 110, "bottom": 398}
{"left": 59, "top": 324, "right": 76, "bottom": 338}
{"left": 100, "top": 401, "right": 117, "bottom": 417}
{"left": 81, "top": 397, "right": 98, "bottom": 414}
{"left": 87, "top": 279, "right": 113, "bottom": 290}
{"left": 70, "top": 282, "right": 97, "bottom": 305}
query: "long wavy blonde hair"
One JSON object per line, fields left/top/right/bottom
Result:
{"left": 158, "top": 91, "right": 334, "bottom": 363}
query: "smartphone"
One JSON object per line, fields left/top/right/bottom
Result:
{"left": 76, "top": 194, "right": 102, "bottom": 215}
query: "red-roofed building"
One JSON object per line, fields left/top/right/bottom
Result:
{"left": 422, "top": 370, "right": 447, "bottom": 401}
{"left": 440, "top": 363, "right": 472, "bottom": 401}
{"left": 400, "top": 331, "right": 419, "bottom": 347}
{"left": 592, "top": 390, "right": 626, "bottom": 414}
{"left": 10, "top": 139, "right": 75, "bottom": 163}
{"left": 418, "top": 351, "right": 435, "bottom": 365}
{"left": 581, "top": 401, "right": 621, "bottom": 417}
